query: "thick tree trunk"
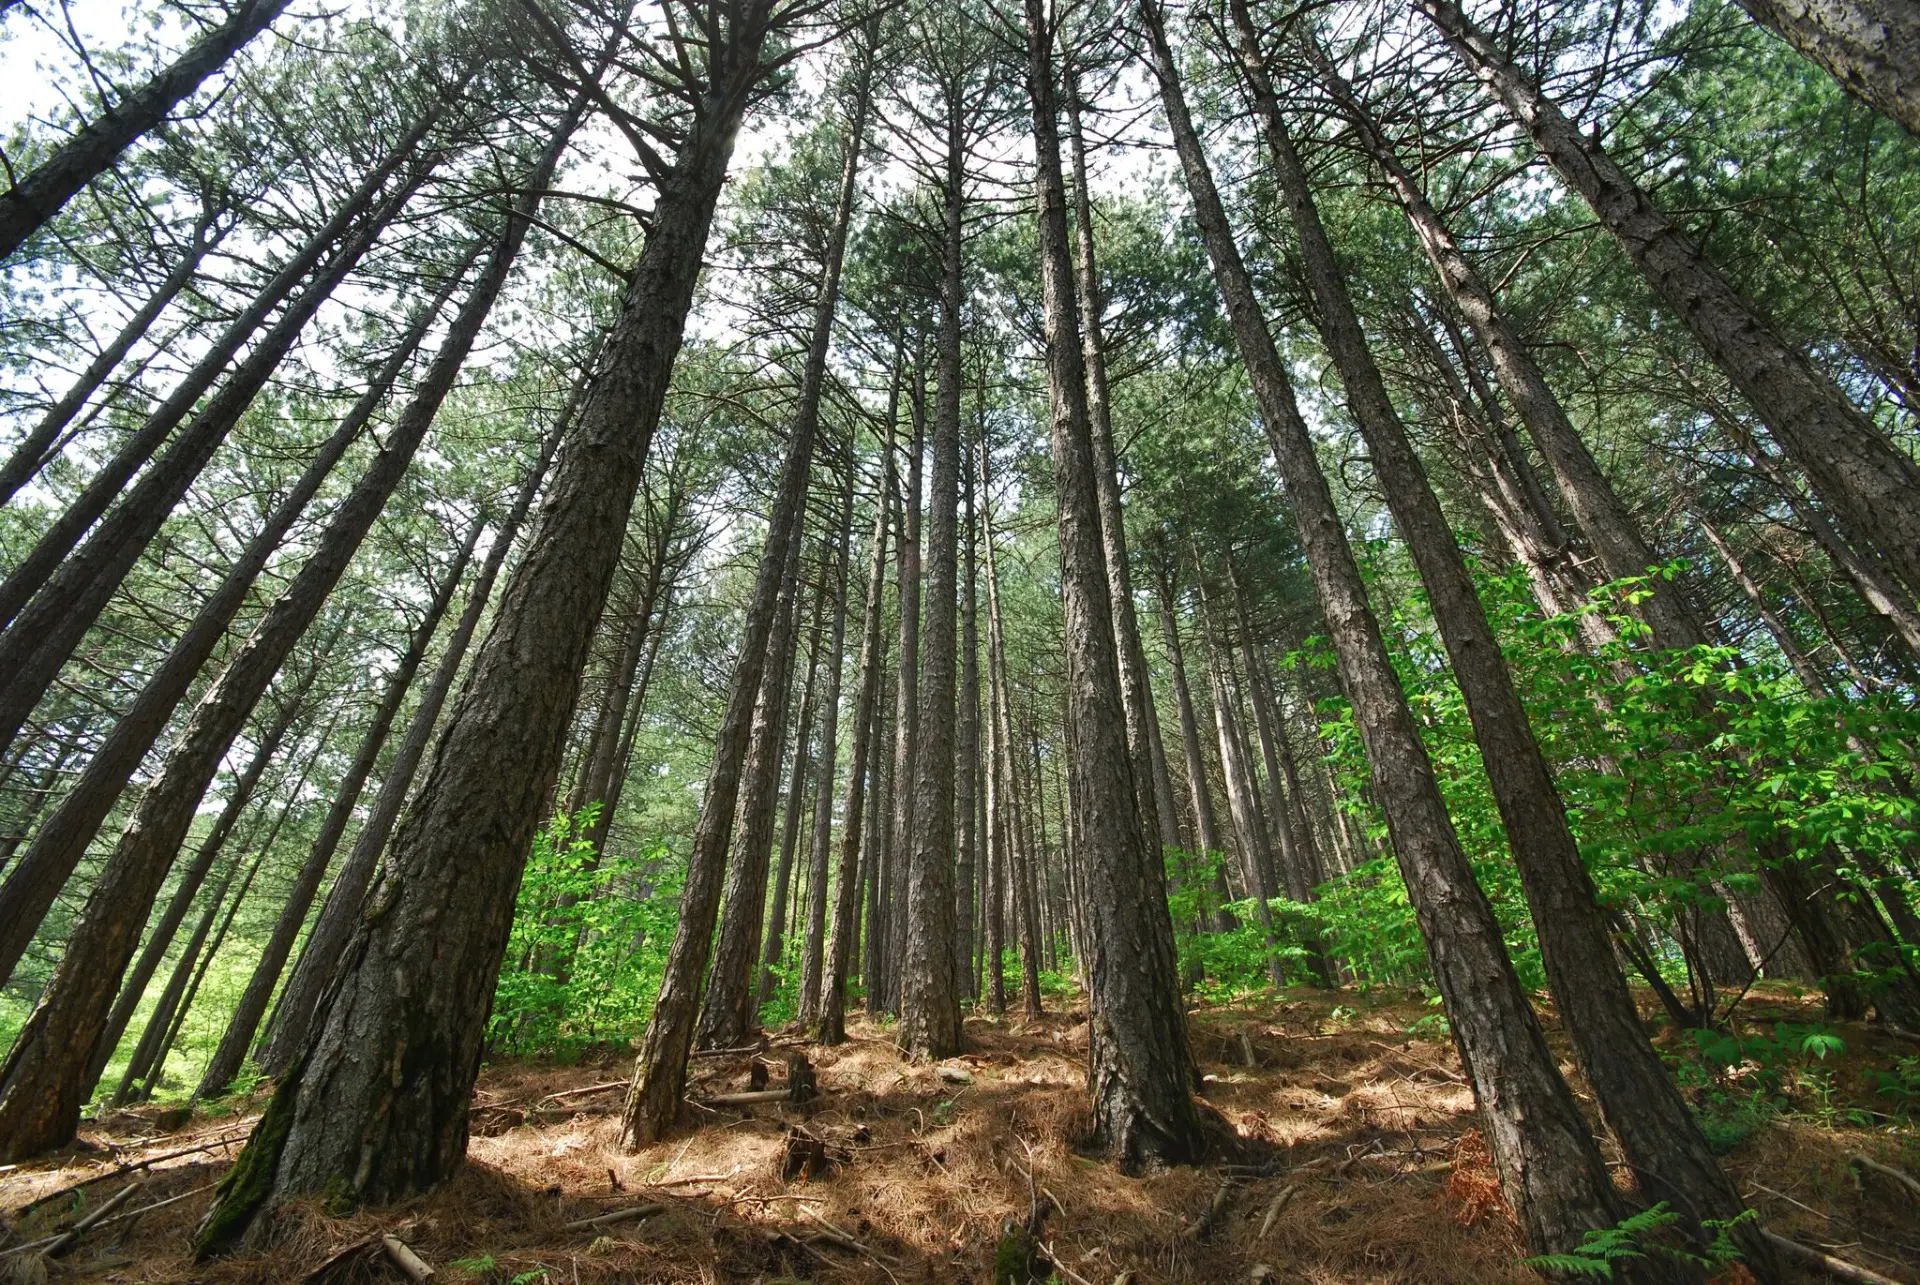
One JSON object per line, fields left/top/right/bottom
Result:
{"left": 0, "top": 0, "right": 294, "bottom": 259}
{"left": 1419, "top": 0, "right": 1920, "bottom": 600}
{"left": 0, "top": 246, "right": 472, "bottom": 992}
{"left": 617, "top": 46, "right": 860, "bottom": 1145}
{"left": 899, "top": 88, "right": 968, "bottom": 1059}
{"left": 196, "top": 512, "right": 488, "bottom": 1100}
{"left": 0, "top": 205, "right": 221, "bottom": 505}
{"left": 1141, "top": 0, "right": 1648, "bottom": 1256}
{"left": 1733, "top": 0, "right": 1920, "bottom": 135}
{"left": 798, "top": 478, "right": 855, "bottom": 1030}
{"left": 194, "top": 28, "right": 774, "bottom": 1239}
{"left": 257, "top": 423, "right": 560, "bottom": 1077}
{"left": 1024, "top": 0, "right": 1204, "bottom": 1170}
{"left": 1229, "top": 7, "right": 1761, "bottom": 1263}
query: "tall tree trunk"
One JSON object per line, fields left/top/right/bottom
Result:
{"left": 194, "top": 20, "right": 779, "bottom": 1238}
{"left": 0, "top": 0, "right": 295, "bottom": 259}
{"left": 880, "top": 361, "right": 927, "bottom": 1018}
{"left": 1419, "top": 0, "right": 1920, "bottom": 600}
{"left": 257, "top": 421, "right": 560, "bottom": 1076}
{"left": 1024, "top": 0, "right": 1204, "bottom": 1170}
{"left": 983, "top": 611, "right": 1007, "bottom": 1016}
{"left": 957, "top": 436, "right": 981, "bottom": 1001}
{"left": 983, "top": 461, "right": 1043, "bottom": 1016}
{"left": 759, "top": 561, "right": 829, "bottom": 1013}
{"left": 798, "top": 473, "right": 855, "bottom": 1031}
{"left": 899, "top": 77, "right": 968, "bottom": 1059}
{"left": 1228, "top": 6, "right": 1762, "bottom": 1261}
{"left": 818, "top": 438, "right": 892, "bottom": 1044}
{"left": 0, "top": 246, "right": 473, "bottom": 991}
{"left": 115, "top": 725, "right": 326, "bottom": 1102}
{"left": 0, "top": 204, "right": 221, "bottom": 505}
{"left": 1201, "top": 617, "right": 1284, "bottom": 983}
{"left": 697, "top": 525, "right": 807, "bottom": 1049}
{"left": 616, "top": 41, "right": 865, "bottom": 1146}
{"left": 194, "top": 511, "right": 489, "bottom": 1100}
{"left": 1063, "top": 53, "right": 1180, "bottom": 857}
{"left": 1732, "top": 0, "right": 1920, "bottom": 136}
{"left": 1141, "top": 0, "right": 1649, "bottom": 1256}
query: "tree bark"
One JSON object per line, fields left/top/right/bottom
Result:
{"left": 1733, "top": 0, "right": 1920, "bottom": 135}
{"left": 899, "top": 71, "right": 969, "bottom": 1059}
{"left": 1419, "top": 0, "right": 1920, "bottom": 600}
{"left": 878, "top": 360, "right": 926, "bottom": 1017}
{"left": 257, "top": 418, "right": 560, "bottom": 1077}
{"left": 983, "top": 458, "right": 1043, "bottom": 1016}
{"left": 193, "top": 19, "right": 776, "bottom": 1237}
{"left": 1141, "top": 0, "right": 1649, "bottom": 1256}
{"left": 195, "top": 511, "right": 489, "bottom": 1100}
{"left": 758, "top": 559, "right": 829, "bottom": 1014}
{"left": 1024, "top": 0, "right": 1204, "bottom": 1171}
{"left": 0, "top": 0, "right": 294, "bottom": 259}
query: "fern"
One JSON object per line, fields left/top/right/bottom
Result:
{"left": 1519, "top": 1204, "right": 1682, "bottom": 1279}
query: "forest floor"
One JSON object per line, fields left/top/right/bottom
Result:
{"left": 3, "top": 986, "right": 1918, "bottom": 1284}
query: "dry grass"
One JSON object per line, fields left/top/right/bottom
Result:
{"left": 1, "top": 988, "right": 1916, "bottom": 1283}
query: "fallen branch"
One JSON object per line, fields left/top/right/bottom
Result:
{"left": 12, "top": 1129, "right": 248, "bottom": 1215}
{"left": 1258, "top": 1185, "right": 1296, "bottom": 1240}
{"left": 563, "top": 1202, "right": 664, "bottom": 1232}
{"left": 1759, "top": 1230, "right": 1906, "bottom": 1285}
{"left": 18, "top": 1181, "right": 144, "bottom": 1260}
{"left": 300, "top": 1232, "right": 381, "bottom": 1282}
{"left": 540, "top": 1080, "right": 628, "bottom": 1104}
{"left": 701, "top": 1089, "right": 795, "bottom": 1106}
{"left": 381, "top": 1233, "right": 435, "bottom": 1282}
{"left": 1181, "top": 1179, "right": 1235, "bottom": 1241}
{"left": 647, "top": 1169, "right": 738, "bottom": 1188}
{"left": 1849, "top": 1154, "right": 1920, "bottom": 1203}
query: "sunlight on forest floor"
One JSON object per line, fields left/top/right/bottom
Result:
{"left": 2, "top": 988, "right": 1917, "bottom": 1283}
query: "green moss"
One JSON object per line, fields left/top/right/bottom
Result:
{"left": 992, "top": 1220, "right": 1046, "bottom": 1285}
{"left": 192, "top": 1057, "right": 303, "bottom": 1258}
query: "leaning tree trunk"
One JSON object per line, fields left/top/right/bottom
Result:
{"left": 0, "top": 618, "right": 334, "bottom": 1158}
{"left": 1732, "top": 0, "right": 1920, "bottom": 136}
{"left": 1418, "top": 0, "right": 1920, "bottom": 600}
{"left": 1023, "top": 0, "right": 1204, "bottom": 1171}
{"left": 196, "top": 511, "right": 489, "bottom": 1100}
{"left": 193, "top": 25, "right": 777, "bottom": 1242}
{"left": 0, "top": 0, "right": 295, "bottom": 259}
{"left": 1157, "top": 573, "right": 1236, "bottom": 931}
{"left": 257, "top": 422, "right": 560, "bottom": 1077}
{"left": 0, "top": 143, "right": 431, "bottom": 761}
{"left": 57, "top": 258, "right": 475, "bottom": 1063}
{"left": 898, "top": 85, "right": 967, "bottom": 1060}
{"left": 617, "top": 42, "right": 864, "bottom": 1144}
{"left": 0, "top": 204, "right": 222, "bottom": 506}
{"left": 757, "top": 563, "right": 829, "bottom": 1014}
{"left": 1309, "top": 47, "right": 1703, "bottom": 653}
{"left": 1228, "top": 5, "right": 1762, "bottom": 1262}
{"left": 1140, "top": 0, "right": 1646, "bottom": 1257}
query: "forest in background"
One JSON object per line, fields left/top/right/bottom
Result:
{"left": 1, "top": 0, "right": 1919, "bottom": 1276}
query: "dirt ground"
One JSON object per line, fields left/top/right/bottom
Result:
{"left": 2, "top": 988, "right": 1917, "bottom": 1283}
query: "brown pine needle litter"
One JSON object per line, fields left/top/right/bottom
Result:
{"left": 0, "top": 987, "right": 1914, "bottom": 1283}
